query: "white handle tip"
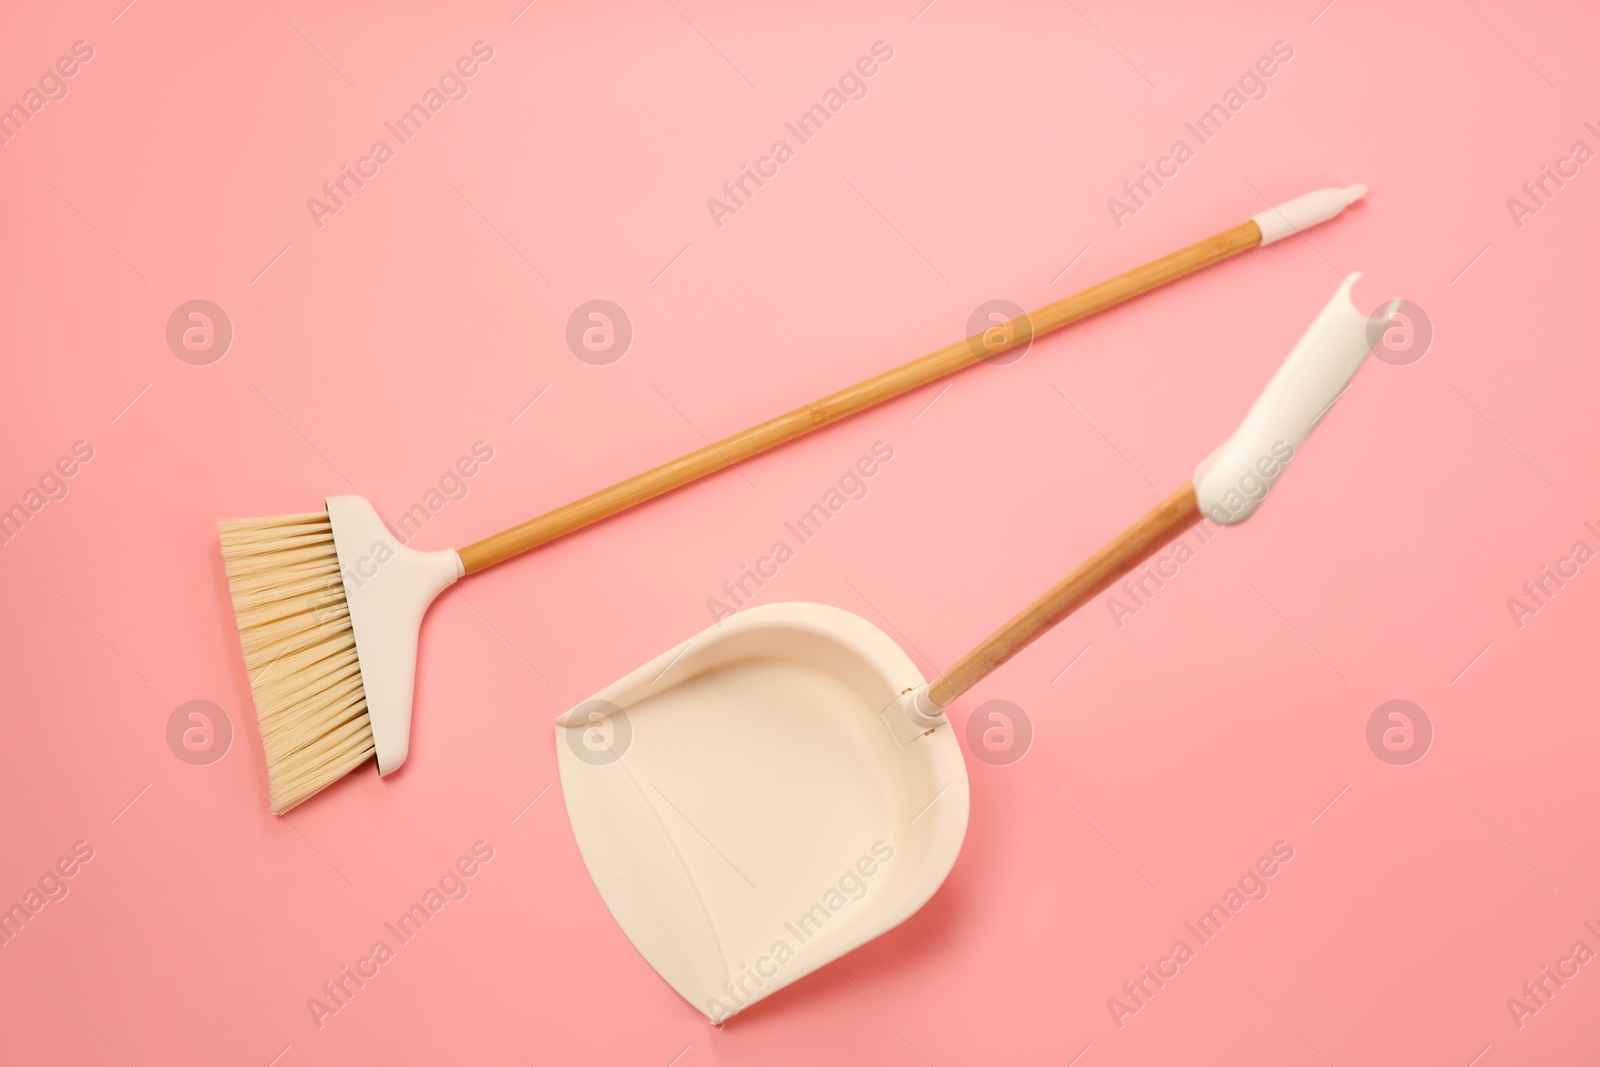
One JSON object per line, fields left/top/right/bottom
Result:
{"left": 1253, "top": 184, "right": 1369, "bottom": 245}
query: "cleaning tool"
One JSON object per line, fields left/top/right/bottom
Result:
{"left": 555, "top": 274, "right": 1394, "bottom": 1022}
{"left": 220, "top": 186, "right": 1368, "bottom": 813}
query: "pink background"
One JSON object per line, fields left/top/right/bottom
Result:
{"left": 3, "top": 0, "right": 1597, "bottom": 1063}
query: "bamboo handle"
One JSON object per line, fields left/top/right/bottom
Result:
{"left": 456, "top": 223, "right": 1261, "bottom": 575}
{"left": 927, "top": 483, "right": 1201, "bottom": 707}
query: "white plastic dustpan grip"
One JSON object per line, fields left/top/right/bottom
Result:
{"left": 1193, "top": 274, "right": 1397, "bottom": 526}
{"left": 325, "top": 495, "right": 463, "bottom": 774}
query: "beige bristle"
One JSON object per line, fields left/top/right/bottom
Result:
{"left": 219, "top": 511, "right": 374, "bottom": 814}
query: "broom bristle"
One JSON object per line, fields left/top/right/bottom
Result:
{"left": 219, "top": 511, "right": 375, "bottom": 814}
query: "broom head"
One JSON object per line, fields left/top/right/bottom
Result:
{"left": 218, "top": 496, "right": 461, "bottom": 813}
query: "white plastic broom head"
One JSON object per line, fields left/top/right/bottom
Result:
{"left": 1193, "top": 274, "right": 1398, "bottom": 526}
{"left": 325, "top": 495, "right": 462, "bottom": 774}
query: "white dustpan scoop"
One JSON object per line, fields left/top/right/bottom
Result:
{"left": 557, "top": 274, "right": 1395, "bottom": 1022}
{"left": 556, "top": 602, "right": 966, "bottom": 1023}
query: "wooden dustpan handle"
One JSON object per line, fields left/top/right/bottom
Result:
{"left": 927, "top": 483, "right": 1201, "bottom": 707}
{"left": 455, "top": 226, "right": 1261, "bottom": 575}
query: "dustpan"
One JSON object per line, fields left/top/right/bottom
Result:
{"left": 558, "top": 275, "right": 1394, "bottom": 1022}
{"left": 557, "top": 602, "right": 966, "bottom": 1023}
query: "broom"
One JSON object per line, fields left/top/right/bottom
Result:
{"left": 220, "top": 185, "right": 1368, "bottom": 813}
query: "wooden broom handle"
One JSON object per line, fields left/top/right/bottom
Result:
{"left": 456, "top": 223, "right": 1260, "bottom": 575}
{"left": 927, "top": 483, "right": 1201, "bottom": 707}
